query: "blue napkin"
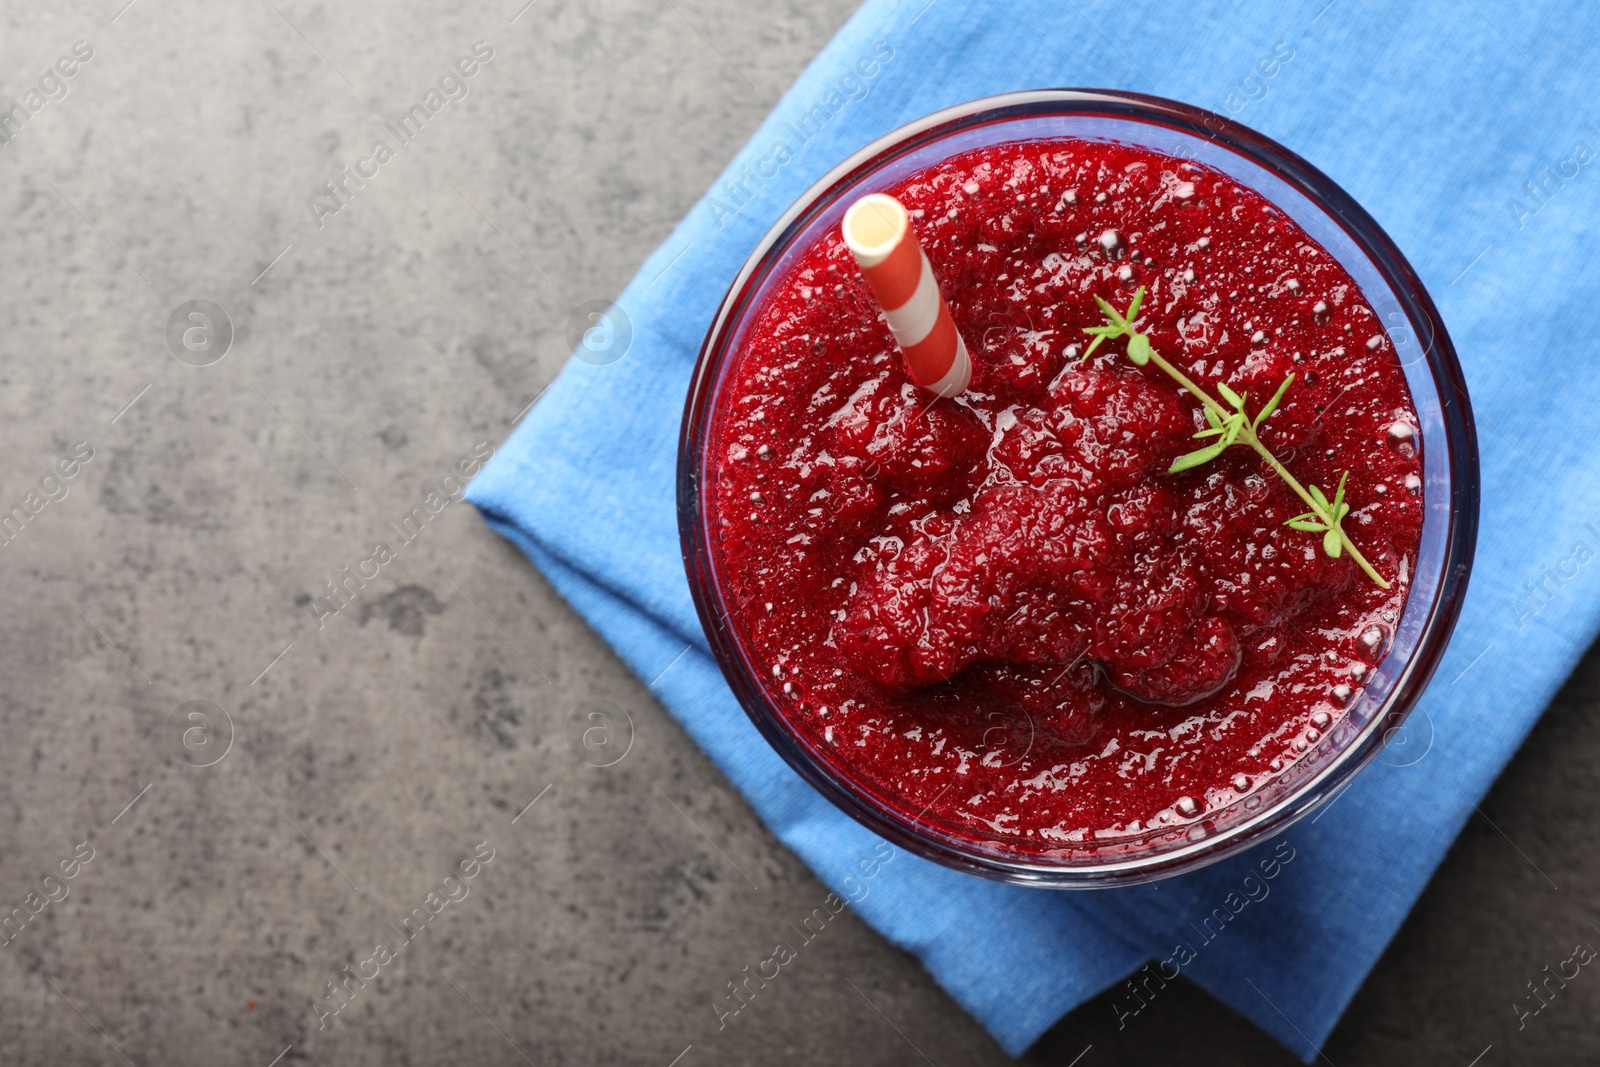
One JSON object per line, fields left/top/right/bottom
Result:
{"left": 468, "top": 0, "right": 1600, "bottom": 1057}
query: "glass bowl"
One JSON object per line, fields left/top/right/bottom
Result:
{"left": 677, "top": 89, "right": 1479, "bottom": 888}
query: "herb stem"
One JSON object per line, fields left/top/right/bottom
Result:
{"left": 1086, "top": 289, "right": 1391, "bottom": 591}
{"left": 1241, "top": 435, "right": 1389, "bottom": 588}
{"left": 1143, "top": 348, "right": 1229, "bottom": 421}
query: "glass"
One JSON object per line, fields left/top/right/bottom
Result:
{"left": 677, "top": 89, "right": 1479, "bottom": 888}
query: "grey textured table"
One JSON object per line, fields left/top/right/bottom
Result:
{"left": 0, "top": 1, "right": 1592, "bottom": 1063}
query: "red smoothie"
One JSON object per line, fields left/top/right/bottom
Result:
{"left": 707, "top": 139, "right": 1424, "bottom": 852}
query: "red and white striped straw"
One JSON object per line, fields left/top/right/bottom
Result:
{"left": 841, "top": 193, "right": 972, "bottom": 398}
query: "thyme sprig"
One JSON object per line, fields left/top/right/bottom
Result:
{"left": 1082, "top": 287, "right": 1390, "bottom": 590}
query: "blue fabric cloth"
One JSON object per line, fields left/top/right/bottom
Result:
{"left": 467, "top": 1, "right": 1600, "bottom": 1057}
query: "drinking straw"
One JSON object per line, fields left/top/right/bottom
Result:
{"left": 841, "top": 193, "right": 972, "bottom": 398}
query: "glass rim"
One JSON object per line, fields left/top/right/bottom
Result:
{"left": 677, "top": 88, "right": 1480, "bottom": 888}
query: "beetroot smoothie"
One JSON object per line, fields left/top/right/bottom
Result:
{"left": 706, "top": 138, "right": 1424, "bottom": 851}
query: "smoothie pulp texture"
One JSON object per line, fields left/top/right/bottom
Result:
{"left": 707, "top": 138, "right": 1423, "bottom": 851}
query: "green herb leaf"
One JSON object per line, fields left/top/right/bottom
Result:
{"left": 1252, "top": 373, "right": 1295, "bottom": 432}
{"left": 1286, "top": 518, "right": 1328, "bottom": 532}
{"left": 1216, "top": 381, "right": 1244, "bottom": 410}
{"left": 1126, "top": 286, "right": 1145, "bottom": 322}
{"left": 1169, "top": 441, "right": 1229, "bottom": 473}
{"left": 1127, "top": 333, "right": 1152, "bottom": 366}
{"left": 1094, "top": 294, "right": 1128, "bottom": 331}
{"left": 1324, "top": 528, "right": 1343, "bottom": 557}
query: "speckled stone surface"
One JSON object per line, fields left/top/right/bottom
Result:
{"left": 0, "top": 1, "right": 1594, "bottom": 1064}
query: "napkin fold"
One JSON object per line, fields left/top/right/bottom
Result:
{"left": 468, "top": 0, "right": 1600, "bottom": 1057}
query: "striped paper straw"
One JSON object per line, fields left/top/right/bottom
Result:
{"left": 841, "top": 193, "right": 972, "bottom": 398}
